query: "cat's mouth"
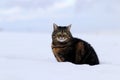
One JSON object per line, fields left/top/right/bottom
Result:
{"left": 56, "top": 37, "right": 67, "bottom": 42}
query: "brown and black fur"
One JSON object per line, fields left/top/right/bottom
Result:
{"left": 51, "top": 23, "right": 99, "bottom": 65}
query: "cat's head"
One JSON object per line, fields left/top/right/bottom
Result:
{"left": 52, "top": 23, "right": 73, "bottom": 43}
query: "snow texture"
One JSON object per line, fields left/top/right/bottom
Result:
{"left": 0, "top": 32, "right": 120, "bottom": 80}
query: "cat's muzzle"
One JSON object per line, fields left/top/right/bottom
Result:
{"left": 56, "top": 37, "right": 67, "bottom": 42}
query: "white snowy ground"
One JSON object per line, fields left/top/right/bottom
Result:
{"left": 0, "top": 31, "right": 120, "bottom": 80}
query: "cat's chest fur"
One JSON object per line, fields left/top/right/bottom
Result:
{"left": 52, "top": 44, "right": 73, "bottom": 55}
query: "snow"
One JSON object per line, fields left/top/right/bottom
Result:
{"left": 0, "top": 32, "right": 120, "bottom": 80}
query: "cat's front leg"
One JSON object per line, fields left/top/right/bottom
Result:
{"left": 55, "top": 54, "right": 65, "bottom": 62}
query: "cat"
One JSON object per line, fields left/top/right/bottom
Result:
{"left": 51, "top": 23, "right": 99, "bottom": 65}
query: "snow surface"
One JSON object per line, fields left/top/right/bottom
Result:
{"left": 0, "top": 32, "right": 120, "bottom": 80}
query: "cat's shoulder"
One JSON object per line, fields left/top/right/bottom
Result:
{"left": 73, "top": 37, "right": 85, "bottom": 42}
{"left": 73, "top": 37, "right": 90, "bottom": 45}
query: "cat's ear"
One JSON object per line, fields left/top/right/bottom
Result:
{"left": 53, "top": 23, "right": 58, "bottom": 31}
{"left": 67, "top": 24, "right": 71, "bottom": 31}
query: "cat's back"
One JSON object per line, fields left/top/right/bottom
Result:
{"left": 72, "top": 37, "right": 90, "bottom": 46}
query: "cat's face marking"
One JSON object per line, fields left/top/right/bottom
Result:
{"left": 52, "top": 23, "right": 72, "bottom": 43}
{"left": 56, "top": 32, "right": 68, "bottom": 42}
{"left": 56, "top": 37, "right": 67, "bottom": 42}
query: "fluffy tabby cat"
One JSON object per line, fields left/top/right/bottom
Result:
{"left": 51, "top": 23, "right": 99, "bottom": 65}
